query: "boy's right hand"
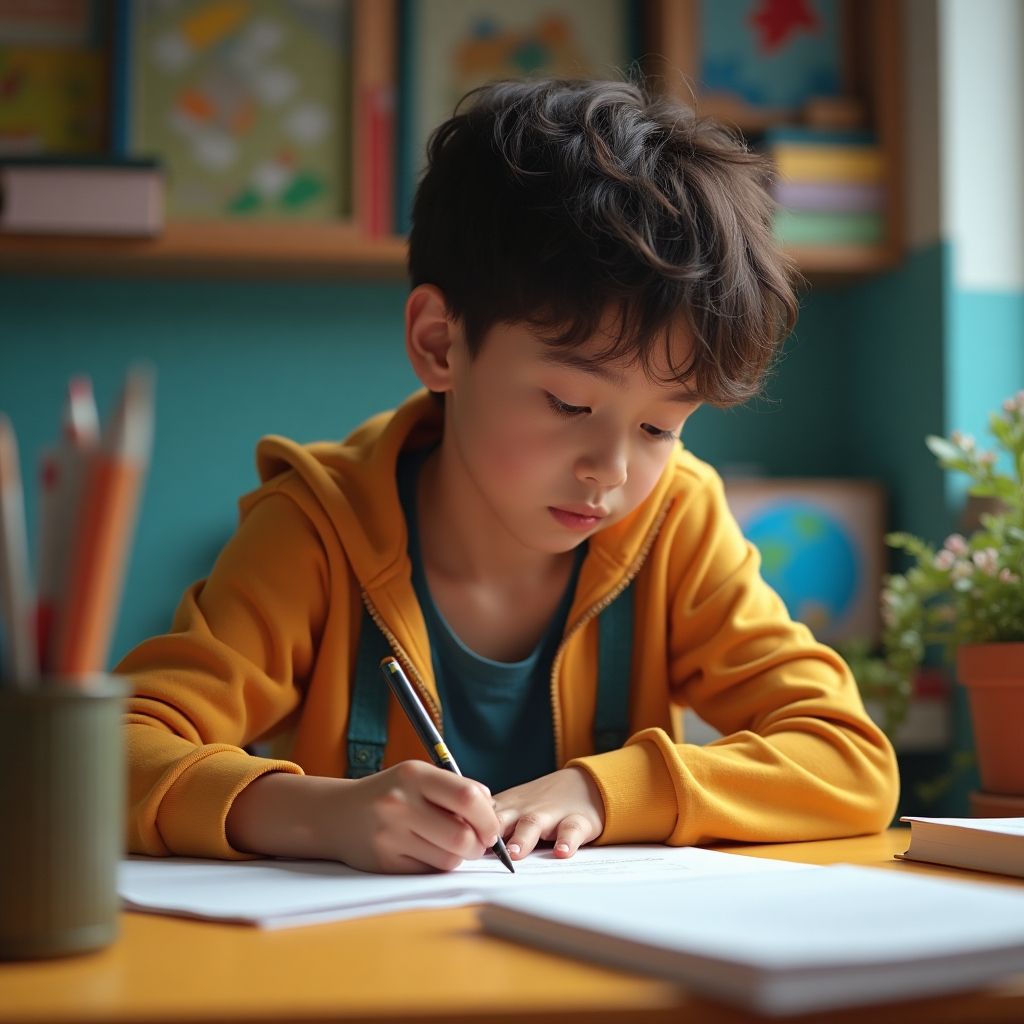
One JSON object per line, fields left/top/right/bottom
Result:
{"left": 226, "top": 763, "right": 500, "bottom": 874}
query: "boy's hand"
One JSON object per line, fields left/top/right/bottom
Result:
{"left": 331, "top": 761, "right": 501, "bottom": 873}
{"left": 494, "top": 766, "right": 605, "bottom": 861}
{"left": 226, "top": 762, "right": 500, "bottom": 874}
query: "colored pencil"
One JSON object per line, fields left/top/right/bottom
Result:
{"left": 51, "top": 366, "right": 154, "bottom": 677}
{"left": 0, "top": 414, "right": 38, "bottom": 688}
{"left": 37, "top": 376, "right": 99, "bottom": 670}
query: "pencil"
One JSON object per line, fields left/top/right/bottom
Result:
{"left": 37, "top": 376, "right": 99, "bottom": 670}
{"left": 379, "top": 656, "right": 515, "bottom": 874}
{"left": 51, "top": 365, "right": 155, "bottom": 678}
{"left": 0, "top": 414, "right": 38, "bottom": 688}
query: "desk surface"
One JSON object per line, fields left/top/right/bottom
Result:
{"left": 2, "top": 829, "right": 1023, "bottom": 1024}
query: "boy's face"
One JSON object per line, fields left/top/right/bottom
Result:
{"left": 441, "top": 309, "right": 702, "bottom": 555}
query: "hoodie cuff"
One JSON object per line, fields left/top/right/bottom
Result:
{"left": 567, "top": 729, "right": 678, "bottom": 844}
{"left": 159, "top": 746, "right": 304, "bottom": 859}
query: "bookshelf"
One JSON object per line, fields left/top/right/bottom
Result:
{"left": 0, "top": 0, "right": 903, "bottom": 280}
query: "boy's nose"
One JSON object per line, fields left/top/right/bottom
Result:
{"left": 576, "top": 441, "right": 628, "bottom": 489}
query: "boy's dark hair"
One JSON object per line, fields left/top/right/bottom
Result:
{"left": 407, "top": 77, "right": 799, "bottom": 406}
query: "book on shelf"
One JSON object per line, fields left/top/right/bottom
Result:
{"left": 479, "top": 864, "right": 1024, "bottom": 1017}
{"left": 0, "top": 157, "right": 164, "bottom": 236}
{"left": 771, "top": 142, "right": 885, "bottom": 185}
{"left": 898, "top": 816, "right": 1024, "bottom": 879}
{"left": 774, "top": 208, "right": 884, "bottom": 247}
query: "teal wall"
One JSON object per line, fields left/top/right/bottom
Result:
{"left": 0, "top": 270, "right": 893, "bottom": 666}
{"left": 0, "top": 256, "right": 954, "bottom": 669}
{"left": 0, "top": 276, "right": 415, "bottom": 662}
{"left": 946, "top": 285, "right": 1024, "bottom": 492}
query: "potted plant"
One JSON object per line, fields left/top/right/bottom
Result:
{"left": 876, "top": 390, "right": 1024, "bottom": 800}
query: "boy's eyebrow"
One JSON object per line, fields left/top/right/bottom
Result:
{"left": 538, "top": 349, "right": 700, "bottom": 404}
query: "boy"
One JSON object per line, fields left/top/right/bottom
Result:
{"left": 120, "top": 78, "right": 899, "bottom": 874}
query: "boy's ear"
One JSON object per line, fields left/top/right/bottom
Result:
{"left": 405, "top": 284, "right": 460, "bottom": 392}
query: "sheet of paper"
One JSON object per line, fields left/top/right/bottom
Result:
{"left": 118, "top": 844, "right": 809, "bottom": 929}
{"left": 902, "top": 816, "right": 1024, "bottom": 836}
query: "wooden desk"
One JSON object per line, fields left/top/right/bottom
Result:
{"left": 1, "top": 829, "right": 1022, "bottom": 1024}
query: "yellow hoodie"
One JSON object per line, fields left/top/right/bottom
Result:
{"left": 119, "top": 391, "right": 899, "bottom": 860}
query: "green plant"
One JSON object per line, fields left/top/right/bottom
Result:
{"left": 878, "top": 390, "right": 1024, "bottom": 694}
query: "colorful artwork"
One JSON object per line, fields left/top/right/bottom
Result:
{"left": 0, "top": 46, "right": 104, "bottom": 154}
{"left": 401, "top": 0, "right": 633, "bottom": 231}
{"left": 129, "top": 0, "right": 351, "bottom": 219}
{"left": 723, "top": 478, "right": 885, "bottom": 644}
{"left": 700, "top": 0, "right": 842, "bottom": 113}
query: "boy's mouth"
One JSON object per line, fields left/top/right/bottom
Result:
{"left": 548, "top": 506, "right": 607, "bottom": 530}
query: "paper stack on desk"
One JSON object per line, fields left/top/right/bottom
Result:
{"left": 478, "top": 865, "right": 1024, "bottom": 1016}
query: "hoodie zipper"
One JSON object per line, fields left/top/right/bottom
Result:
{"left": 548, "top": 497, "right": 674, "bottom": 767}
{"left": 360, "top": 591, "right": 444, "bottom": 731}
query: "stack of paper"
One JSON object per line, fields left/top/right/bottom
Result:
{"left": 479, "top": 866, "right": 1024, "bottom": 1016}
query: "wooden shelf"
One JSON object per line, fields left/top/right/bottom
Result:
{"left": 0, "top": 228, "right": 899, "bottom": 281}
{"left": 0, "top": 222, "right": 409, "bottom": 279}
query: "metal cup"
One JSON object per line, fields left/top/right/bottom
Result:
{"left": 0, "top": 675, "right": 127, "bottom": 959}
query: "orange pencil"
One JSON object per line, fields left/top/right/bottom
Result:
{"left": 37, "top": 376, "right": 99, "bottom": 670}
{"left": 51, "top": 366, "right": 155, "bottom": 678}
{"left": 0, "top": 414, "right": 38, "bottom": 688}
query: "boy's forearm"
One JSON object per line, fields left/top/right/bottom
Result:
{"left": 226, "top": 772, "right": 349, "bottom": 860}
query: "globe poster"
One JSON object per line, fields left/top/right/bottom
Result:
{"left": 723, "top": 479, "right": 886, "bottom": 644}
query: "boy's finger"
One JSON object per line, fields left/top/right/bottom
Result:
{"left": 416, "top": 767, "right": 501, "bottom": 845}
{"left": 552, "top": 815, "right": 589, "bottom": 858}
{"left": 506, "top": 814, "right": 545, "bottom": 860}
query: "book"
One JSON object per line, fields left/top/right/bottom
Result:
{"left": 772, "top": 143, "right": 885, "bottom": 183}
{"left": 899, "top": 816, "right": 1024, "bottom": 878}
{"left": 479, "top": 865, "right": 1024, "bottom": 1016}
{"left": 774, "top": 208, "right": 884, "bottom": 247}
{"left": 773, "top": 180, "right": 884, "bottom": 213}
{"left": 0, "top": 157, "right": 163, "bottom": 235}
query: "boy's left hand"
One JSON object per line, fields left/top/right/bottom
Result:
{"left": 493, "top": 766, "right": 605, "bottom": 861}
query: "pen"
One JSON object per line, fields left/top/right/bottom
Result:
{"left": 379, "top": 656, "right": 515, "bottom": 874}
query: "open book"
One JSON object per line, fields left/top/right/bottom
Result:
{"left": 478, "top": 865, "right": 1024, "bottom": 1016}
{"left": 898, "top": 816, "right": 1024, "bottom": 878}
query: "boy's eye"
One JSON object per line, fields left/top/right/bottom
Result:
{"left": 545, "top": 392, "right": 589, "bottom": 417}
{"left": 641, "top": 423, "right": 678, "bottom": 441}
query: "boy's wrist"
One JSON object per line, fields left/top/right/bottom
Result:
{"left": 226, "top": 771, "right": 353, "bottom": 860}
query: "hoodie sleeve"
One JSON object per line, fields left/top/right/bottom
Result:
{"left": 117, "top": 487, "right": 329, "bottom": 859}
{"left": 569, "top": 465, "right": 900, "bottom": 847}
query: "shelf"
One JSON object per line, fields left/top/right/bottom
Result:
{"left": 0, "top": 222, "right": 409, "bottom": 279}
{"left": 0, "top": 225, "right": 900, "bottom": 282}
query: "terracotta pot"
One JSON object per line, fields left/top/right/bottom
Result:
{"left": 956, "top": 643, "right": 1024, "bottom": 795}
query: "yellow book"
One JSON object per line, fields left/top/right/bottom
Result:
{"left": 773, "top": 144, "right": 885, "bottom": 184}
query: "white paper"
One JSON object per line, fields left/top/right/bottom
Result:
{"left": 118, "top": 844, "right": 808, "bottom": 929}
{"left": 902, "top": 815, "right": 1024, "bottom": 836}
{"left": 479, "top": 865, "right": 1024, "bottom": 1015}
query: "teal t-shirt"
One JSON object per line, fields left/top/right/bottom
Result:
{"left": 397, "top": 446, "right": 584, "bottom": 792}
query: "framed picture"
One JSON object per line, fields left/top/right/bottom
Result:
{"left": 698, "top": 0, "right": 850, "bottom": 127}
{"left": 723, "top": 477, "right": 886, "bottom": 645}
{"left": 124, "top": 0, "right": 354, "bottom": 221}
{"left": 398, "top": 0, "right": 637, "bottom": 232}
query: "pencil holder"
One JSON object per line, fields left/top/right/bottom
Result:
{"left": 0, "top": 675, "right": 127, "bottom": 959}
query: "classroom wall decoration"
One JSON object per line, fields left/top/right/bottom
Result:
{"left": 128, "top": 0, "right": 352, "bottom": 220}
{"left": 723, "top": 478, "right": 885, "bottom": 644}
{"left": 700, "top": 0, "right": 843, "bottom": 117}
{"left": 401, "top": 0, "right": 634, "bottom": 231}
{"left": 0, "top": 0, "right": 105, "bottom": 156}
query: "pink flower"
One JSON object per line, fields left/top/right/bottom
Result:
{"left": 971, "top": 548, "right": 999, "bottom": 576}
{"left": 944, "top": 534, "right": 969, "bottom": 556}
{"left": 934, "top": 549, "right": 957, "bottom": 571}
